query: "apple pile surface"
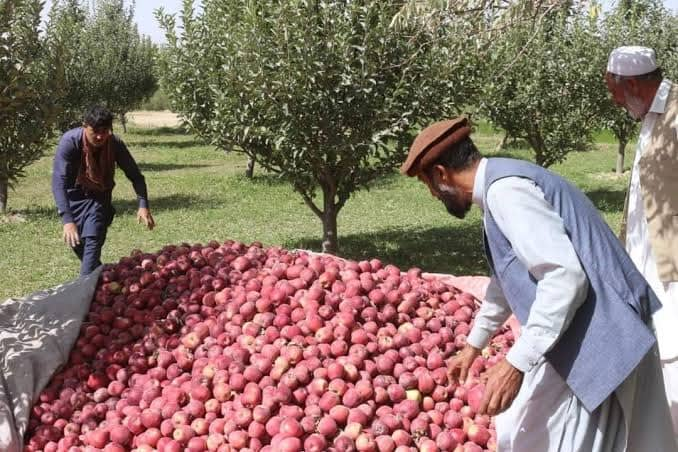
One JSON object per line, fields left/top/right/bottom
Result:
{"left": 24, "top": 240, "right": 514, "bottom": 452}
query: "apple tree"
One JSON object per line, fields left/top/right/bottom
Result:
{"left": 479, "top": 5, "right": 603, "bottom": 167}
{"left": 158, "top": 0, "right": 479, "bottom": 253}
{"left": 0, "top": 0, "right": 63, "bottom": 214}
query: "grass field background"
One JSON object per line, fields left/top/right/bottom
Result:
{"left": 0, "top": 117, "right": 632, "bottom": 300}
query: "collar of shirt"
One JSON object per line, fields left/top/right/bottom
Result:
{"left": 638, "top": 79, "right": 672, "bottom": 153}
{"left": 648, "top": 78, "right": 671, "bottom": 115}
{"left": 472, "top": 157, "right": 488, "bottom": 211}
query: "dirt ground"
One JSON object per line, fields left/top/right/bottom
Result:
{"left": 127, "top": 110, "right": 181, "bottom": 128}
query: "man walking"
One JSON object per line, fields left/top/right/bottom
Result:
{"left": 52, "top": 106, "right": 155, "bottom": 276}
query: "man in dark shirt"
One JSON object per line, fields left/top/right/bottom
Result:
{"left": 52, "top": 106, "right": 155, "bottom": 275}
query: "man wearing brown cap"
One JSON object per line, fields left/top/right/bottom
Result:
{"left": 605, "top": 45, "right": 678, "bottom": 441}
{"left": 402, "top": 117, "right": 677, "bottom": 451}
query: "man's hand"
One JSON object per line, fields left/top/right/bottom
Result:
{"left": 448, "top": 345, "right": 481, "bottom": 385}
{"left": 478, "top": 358, "right": 523, "bottom": 416}
{"left": 137, "top": 208, "right": 155, "bottom": 230}
{"left": 63, "top": 222, "right": 80, "bottom": 248}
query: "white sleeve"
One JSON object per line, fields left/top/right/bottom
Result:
{"left": 466, "top": 276, "right": 512, "bottom": 349}
{"left": 486, "top": 177, "right": 589, "bottom": 373}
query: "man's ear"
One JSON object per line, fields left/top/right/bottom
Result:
{"left": 431, "top": 164, "right": 449, "bottom": 185}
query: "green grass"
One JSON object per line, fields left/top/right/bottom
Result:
{"left": 0, "top": 123, "right": 634, "bottom": 300}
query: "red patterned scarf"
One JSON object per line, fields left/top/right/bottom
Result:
{"left": 76, "top": 131, "right": 115, "bottom": 192}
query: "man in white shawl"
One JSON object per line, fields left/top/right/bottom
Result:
{"left": 605, "top": 45, "right": 678, "bottom": 444}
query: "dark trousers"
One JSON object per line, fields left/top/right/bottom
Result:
{"left": 72, "top": 232, "right": 107, "bottom": 276}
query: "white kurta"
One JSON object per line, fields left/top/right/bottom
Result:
{"left": 467, "top": 158, "right": 678, "bottom": 452}
{"left": 624, "top": 79, "right": 678, "bottom": 440}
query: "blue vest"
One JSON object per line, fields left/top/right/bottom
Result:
{"left": 482, "top": 158, "right": 661, "bottom": 411}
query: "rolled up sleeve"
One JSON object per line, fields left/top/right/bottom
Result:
{"left": 467, "top": 276, "right": 512, "bottom": 349}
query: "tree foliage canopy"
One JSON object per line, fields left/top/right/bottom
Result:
{"left": 596, "top": 0, "right": 678, "bottom": 173}
{"left": 0, "top": 0, "right": 62, "bottom": 213}
{"left": 46, "top": 0, "right": 158, "bottom": 130}
{"left": 479, "top": 6, "right": 603, "bottom": 167}
{"left": 158, "top": 0, "right": 480, "bottom": 252}
{"left": 158, "top": 0, "right": 677, "bottom": 250}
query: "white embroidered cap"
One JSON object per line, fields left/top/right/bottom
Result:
{"left": 607, "top": 46, "right": 657, "bottom": 76}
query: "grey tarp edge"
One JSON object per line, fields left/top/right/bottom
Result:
{"left": 0, "top": 267, "right": 101, "bottom": 452}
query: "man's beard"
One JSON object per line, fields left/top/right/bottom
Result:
{"left": 624, "top": 93, "right": 647, "bottom": 120}
{"left": 438, "top": 183, "right": 470, "bottom": 219}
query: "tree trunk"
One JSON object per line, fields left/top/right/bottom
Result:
{"left": 526, "top": 132, "right": 543, "bottom": 166}
{"left": 529, "top": 134, "right": 547, "bottom": 167}
{"left": 0, "top": 177, "right": 8, "bottom": 215}
{"left": 534, "top": 148, "right": 545, "bottom": 167}
{"left": 321, "top": 206, "right": 339, "bottom": 254}
{"left": 120, "top": 113, "right": 128, "bottom": 133}
{"left": 245, "top": 156, "right": 255, "bottom": 178}
{"left": 321, "top": 186, "right": 339, "bottom": 254}
{"left": 616, "top": 139, "right": 627, "bottom": 175}
{"left": 495, "top": 131, "right": 510, "bottom": 152}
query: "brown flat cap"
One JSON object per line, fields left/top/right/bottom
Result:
{"left": 400, "top": 117, "right": 471, "bottom": 176}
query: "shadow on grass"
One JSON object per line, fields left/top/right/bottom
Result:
{"left": 231, "top": 171, "right": 407, "bottom": 194}
{"left": 8, "top": 206, "right": 58, "bottom": 220}
{"left": 237, "top": 173, "right": 289, "bottom": 187}
{"left": 9, "top": 194, "right": 217, "bottom": 222}
{"left": 138, "top": 162, "right": 212, "bottom": 172}
{"left": 127, "top": 139, "right": 201, "bottom": 150}
{"left": 114, "top": 193, "right": 215, "bottom": 215}
{"left": 236, "top": 170, "right": 406, "bottom": 191}
{"left": 585, "top": 188, "right": 626, "bottom": 213}
{"left": 287, "top": 221, "right": 488, "bottom": 276}
{"left": 128, "top": 126, "right": 188, "bottom": 136}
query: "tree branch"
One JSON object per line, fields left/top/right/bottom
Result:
{"left": 336, "top": 191, "right": 349, "bottom": 212}
{"left": 300, "top": 190, "right": 323, "bottom": 219}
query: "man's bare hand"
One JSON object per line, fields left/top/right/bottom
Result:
{"left": 448, "top": 345, "right": 481, "bottom": 385}
{"left": 137, "top": 208, "right": 155, "bottom": 230}
{"left": 478, "top": 358, "right": 523, "bottom": 416}
{"left": 63, "top": 222, "right": 80, "bottom": 248}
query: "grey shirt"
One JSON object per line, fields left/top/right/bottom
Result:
{"left": 467, "top": 158, "right": 589, "bottom": 373}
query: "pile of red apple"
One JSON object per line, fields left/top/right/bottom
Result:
{"left": 24, "top": 240, "right": 514, "bottom": 452}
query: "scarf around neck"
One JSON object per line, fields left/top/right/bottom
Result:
{"left": 76, "top": 129, "right": 116, "bottom": 193}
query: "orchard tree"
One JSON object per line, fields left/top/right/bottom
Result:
{"left": 158, "top": 0, "right": 479, "bottom": 253}
{"left": 480, "top": 5, "right": 603, "bottom": 167}
{"left": 0, "top": 0, "right": 62, "bottom": 214}
{"left": 156, "top": 2, "right": 256, "bottom": 177}
{"left": 598, "top": 0, "right": 678, "bottom": 174}
{"left": 46, "top": 0, "right": 158, "bottom": 131}
{"left": 45, "top": 0, "right": 90, "bottom": 131}
{"left": 155, "top": 1, "right": 216, "bottom": 142}
{"left": 86, "top": 0, "right": 157, "bottom": 131}
{"left": 662, "top": 12, "right": 678, "bottom": 80}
